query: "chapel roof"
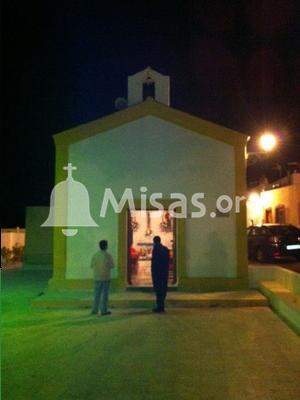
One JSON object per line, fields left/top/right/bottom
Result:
{"left": 54, "top": 98, "right": 247, "bottom": 147}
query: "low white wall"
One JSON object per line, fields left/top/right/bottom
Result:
{"left": 249, "top": 264, "right": 300, "bottom": 294}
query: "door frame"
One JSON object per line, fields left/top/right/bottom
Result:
{"left": 116, "top": 200, "right": 185, "bottom": 289}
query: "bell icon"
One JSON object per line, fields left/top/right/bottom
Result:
{"left": 41, "top": 163, "right": 98, "bottom": 236}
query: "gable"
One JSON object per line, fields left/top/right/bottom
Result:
{"left": 54, "top": 99, "right": 248, "bottom": 148}
{"left": 69, "top": 115, "right": 236, "bottom": 193}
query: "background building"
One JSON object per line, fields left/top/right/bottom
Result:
{"left": 247, "top": 172, "right": 300, "bottom": 227}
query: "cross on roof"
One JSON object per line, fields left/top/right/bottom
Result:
{"left": 63, "top": 163, "right": 77, "bottom": 179}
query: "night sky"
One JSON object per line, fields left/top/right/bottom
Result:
{"left": 2, "top": 0, "right": 300, "bottom": 227}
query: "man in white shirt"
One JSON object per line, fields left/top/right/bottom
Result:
{"left": 90, "top": 240, "right": 115, "bottom": 316}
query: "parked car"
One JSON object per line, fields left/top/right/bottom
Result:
{"left": 247, "top": 224, "right": 300, "bottom": 262}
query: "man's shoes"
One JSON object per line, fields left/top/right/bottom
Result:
{"left": 101, "top": 311, "right": 112, "bottom": 316}
{"left": 152, "top": 308, "right": 165, "bottom": 313}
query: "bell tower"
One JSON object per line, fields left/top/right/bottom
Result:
{"left": 127, "top": 67, "right": 170, "bottom": 106}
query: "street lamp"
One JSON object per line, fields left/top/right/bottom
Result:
{"left": 246, "top": 131, "right": 278, "bottom": 160}
{"left": 259, "top": 132, "right": 277, "bottom": 152}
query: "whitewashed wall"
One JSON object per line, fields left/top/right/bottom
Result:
{"left": 66, "top": 116, "right": 236, "bottom": 280}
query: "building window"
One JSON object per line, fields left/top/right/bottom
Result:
{"left": 275, "top": 205, "right": 286, "bottom": 224}
{"left": 143, "top": 80, "right": 155, "bottom": 100}
{"left": 265, "top": 208, "right": 273, "bottom": 223}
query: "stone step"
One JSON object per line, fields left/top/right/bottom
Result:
{"left": 32, "top": 290, "right": 268, "bottom": 309}
{"left": 259, "top": 280, "right": 300, "bottom": 334}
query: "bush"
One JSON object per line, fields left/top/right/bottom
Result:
{"left": 1, "top": 247, "right": 12, "bottom": 263}
{"left": 12, "top": 244, "right": 25, "bottom": 262}
{"left": 1, "top": 245, "right": 24, "bottom": 264}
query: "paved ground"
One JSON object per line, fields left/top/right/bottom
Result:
{"left": 2, "top": 270, "right": 300, "bottom": 400}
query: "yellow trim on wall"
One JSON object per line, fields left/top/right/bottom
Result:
{"left": 234, "top": 143, "right": 248, "bottom": 280}
{"left": 48, "top": 278, "right": 93, "bottom": 290}
{"left": 48, "top": 277, "right": 248, "bottom": 291}
{"left": 117, "top": 201, "right": 185, "bottom": 289}
{"left": 179, "top": 277, "right": 248, "bottom": 291}
{"left": 117, "top": 208, "right": 127, "bottom": 287}
{"left": 54, "top": 99, "right": 247, "bottom": 147}
{"left": 52, "top": 144, "right": 68, "bottom": 281}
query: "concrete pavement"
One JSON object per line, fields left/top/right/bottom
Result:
{"left": 2, "top": 306, "right": 300, "bottom": 400}
{"left": 2, "top": 269, "right": 300, "bottom": 400}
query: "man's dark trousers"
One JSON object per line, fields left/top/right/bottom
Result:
{"left": 154, "top": 280, "right": 168, "bottom": 311}
{"left": 151, "top": 243, "right": 170, "bottom": 312}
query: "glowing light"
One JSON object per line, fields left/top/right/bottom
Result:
{"left": 259, "top": 132, "right": 277, "bottom": 152}
{"left": 248, "top": 192, "right": 261, "bottom": 205}
{"left": 247, "top": 192, "right": 264, "bottom": 225}
{"left": 260, "top": 191, "right": 273, "bottom": 207}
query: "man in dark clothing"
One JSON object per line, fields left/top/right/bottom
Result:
{"left": 151, "top": 236, "right": 170, "bottom": 313}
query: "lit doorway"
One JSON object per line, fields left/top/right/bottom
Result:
{"left": 127, "top": 209, "right": 177, "bottom": 287}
